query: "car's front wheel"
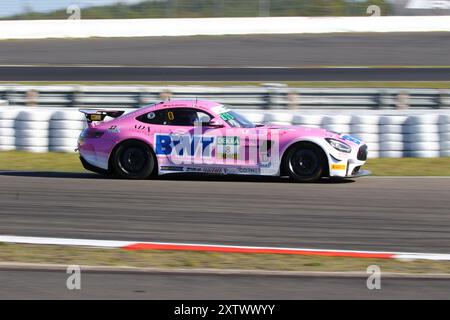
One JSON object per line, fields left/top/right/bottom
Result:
{"left": 283, "top": 144, "right": 326, "bottom": 182}
{"left": 112, "top": 140, "right": 156, "bottom": 179}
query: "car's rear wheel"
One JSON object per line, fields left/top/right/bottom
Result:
{"left": 112, "top": 140, "right": 156, "bottom": 179}
{"left": 283, "top": 144, "right": 326, "bottom": 182}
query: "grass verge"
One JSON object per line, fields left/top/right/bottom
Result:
{"left": 2, "top": 81, "right": 450, "bottom": 88}
{"left": 0, "top": 151, "right": 449, "bottom": 176}
{"left": 0, "top": 243, "right": 449, "bottom": 274}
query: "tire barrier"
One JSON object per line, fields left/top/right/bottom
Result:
{"left": 0, "top": 109, "right": 18, "bottom": 151}
{"left": 292, "top": 115, "right": 323, "bottom": 128}
{"left": 440, "top": 114, "right": 450, "bottom": 157}
{"left": 49, "top": 111, "right": 86, "bottom": 152}
{"left": 0, "top": 107, "right": 450, "bottom": 158}
{"left": 238, "top": 111, "right": 265, "bottom": 124}
{"left": 350, "top": 116, "right": 380, "bottom": 158}
{"left": 379, "top": 133, "right": 403, "bottom": 142}
{"left": 403, "top": 116, "right": 440, "bottom": 158}
{"left": 379, "top": 115, "right": 408, "bottom": 156}
{"left": 14, "top": 110, "right": 52, "bottom": 152}
{"left": 264, "top": 113, "right": 294, "bottom": 126}
{"left": 379, "top": 150, "right": 404, "bottom": 158}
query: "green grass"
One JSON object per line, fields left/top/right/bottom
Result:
{"left": 0, "top": 243, "right": 449, "bottom": 274}
{"left": 0, "top": 151, "right": 449, "bottom": 176}
{"left": 0, "top": 151, "right": 85, "bottom": 172}
{"left": 3, "top": 81, "right": 450, "bottom": 88}
{"left": 365, "top": 158, "right": 450, "bottom": 176}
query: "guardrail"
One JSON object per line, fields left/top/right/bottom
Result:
{"left": 1, "top": 85, "right": 450, "bottom": 110}
{"left": 1, "top": 107, "right": 449, "bottom": 158}
{"left": 1, "top": 16, "right": 450, "bottom": 40}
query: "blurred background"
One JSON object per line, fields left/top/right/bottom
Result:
{"left": 0, "top": 0, "right": 450, "bottom": 300}
{"left": 1, "top": 0, "right": 450, "bottom": 19}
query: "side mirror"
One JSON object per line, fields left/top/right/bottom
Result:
{"left": 207, "top": 119, "right": 224, "bottom": 128}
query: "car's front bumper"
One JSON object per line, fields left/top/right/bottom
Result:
{"left": 348, "top": 169, "right": 371, "bottom": 178}
{"left": 328, "top": 144, "right": 369, "bottom": 178}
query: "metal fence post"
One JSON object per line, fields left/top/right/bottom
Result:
{"left": 259, "top": 0, "right": 271, "bottom": 17}
{"left": 215, "top": 0, "right": 225, "bottom": 17}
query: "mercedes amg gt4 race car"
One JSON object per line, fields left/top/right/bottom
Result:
{"left": 78, "top": 100, "right": 369, "bottom": 182}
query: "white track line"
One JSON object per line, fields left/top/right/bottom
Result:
{"left": 1, "top": 235, "right": 450, "bottom": 261}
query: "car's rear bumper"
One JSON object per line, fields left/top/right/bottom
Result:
{"left": 80, "top": 156, "right": 109, "bottom": 175}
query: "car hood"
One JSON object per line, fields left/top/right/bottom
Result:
{"left": 258, "top": 124, "right": 363, "bottom": 148}
{"left": 260, "top": 124, "right": 339, "bottom": 138}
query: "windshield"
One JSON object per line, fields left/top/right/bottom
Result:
{"left": 218, "top": 110, "right": 255, "bottom": 128}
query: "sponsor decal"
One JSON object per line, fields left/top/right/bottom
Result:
{"left": 90, "top": 114, "right": 102, "bottom": 121}
{"left": 259, "top": 152, "right": 272, "bottom": 168}
{"left": 134, "top": 124, "right": 151, "bottom": 133}
{"left": 341, "top": 134, "right": 361, "bottom": 145}
{"left": 260, "top": 161, "right": 272, "bottom": 168}
{"left": 332, "top": 164, "right": 347, "bottom": 171}
{"left": 216, "top": 137, "right": 240, "bottom": 160}
{"left": 147, "top": 112, "right": 156, "bottom": 120}
{"left": 220, "top": 112, "right": 235, "bottom": 121}
{"left": 155, "top": 134, "right": 214, "bottom": 158}
{"left": 237, "top": 167, "right": 260, "bottom": 174}
{"left": 217, "top": 145, "right": 239, "bottom": 160}
{"left": 185, "top": 167, "right": 204, "bottom": 173}
{"left": 203, "top": 167, "right": 226, "bottom": 174}
{"left": 107, "top": 125, "right": 120, "bottom": 134}
{"left": 160, "top": 166, "right": 184, "bottom": 172}
{"left": 217, "top": 136, "right": 240, "bottom": 146}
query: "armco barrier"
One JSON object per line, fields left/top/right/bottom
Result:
{"left": 1, "top": 107, "right": 450, "bottom": 158}
{"left": 2, "top": 85, "right": 450, "bottom": 110}
{"left": 0, "top": 16, "right": 450, "bottom": 40}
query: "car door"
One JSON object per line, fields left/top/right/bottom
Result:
{"left": 160, "top": 108, "right": 218, "bottom": 168}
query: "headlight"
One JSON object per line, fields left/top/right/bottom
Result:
{"left": 325, "top": 138, "right": 352, "bottom": 153}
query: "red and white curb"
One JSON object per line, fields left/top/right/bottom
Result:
{"left": 1, "top": 235, "right": 450, "bottom": 261}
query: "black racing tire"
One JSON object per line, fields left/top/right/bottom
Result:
{"left": 111, "top": 140, "right": 156, "bottom": 180}
{"left": 283, "top": 144, "right": 326, "bottom": 183}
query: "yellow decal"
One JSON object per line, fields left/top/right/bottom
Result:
{"left": 168, "top": 111, "right": 175, "bottom": 121}
{"left": 332, "top": 164, "right": 346, "bottom": 170}
{"left": 90, "top": 114, "right": 102, "bottom": 121}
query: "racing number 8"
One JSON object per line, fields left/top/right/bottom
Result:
{"left": 168, "top": 111, "right": 175, "bottom": 121}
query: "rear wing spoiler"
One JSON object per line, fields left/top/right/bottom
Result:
{"left": 79, "top": 109, "right": 126, "bottom": 123}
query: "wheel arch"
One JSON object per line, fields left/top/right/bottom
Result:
{"left": 280, "top": 140, "right": 330, "bottom": 177}
{"left": 108, "top": 138, "right": 158, "bottom": 175}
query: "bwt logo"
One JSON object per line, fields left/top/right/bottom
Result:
{"left": 155, "top": 134, "right": 215, "bottom": 158}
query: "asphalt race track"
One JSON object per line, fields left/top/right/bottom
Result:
{"left": 1, "top": 66, "right": 449, "bottom": 81}
{"left": 1, "top": 269, "right": 450, "bottom": 299}
{"left": 0, "top": 173, "right": 449, "bottom": 253}
{"left": 1, "top": 33, "right": 450, "bottom": 67}
{"left": 1, "top": 33, "right": 450, "bottom": 81}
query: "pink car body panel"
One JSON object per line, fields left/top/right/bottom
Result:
{"left": 78, "top": 100, "right": 368, "bottom": 178}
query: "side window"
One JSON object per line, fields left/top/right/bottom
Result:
{"left": 196, "top": 111, "right": 212, "bottom": 124}
{"left": 137, "top": 108, "right": 212, "bottom": 126}
{"left": 137, "top": 110, "right": 167, "bottom": 125}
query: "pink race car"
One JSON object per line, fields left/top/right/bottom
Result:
{"left": 78, "top": 100, "right": 369, "bottom": 182}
